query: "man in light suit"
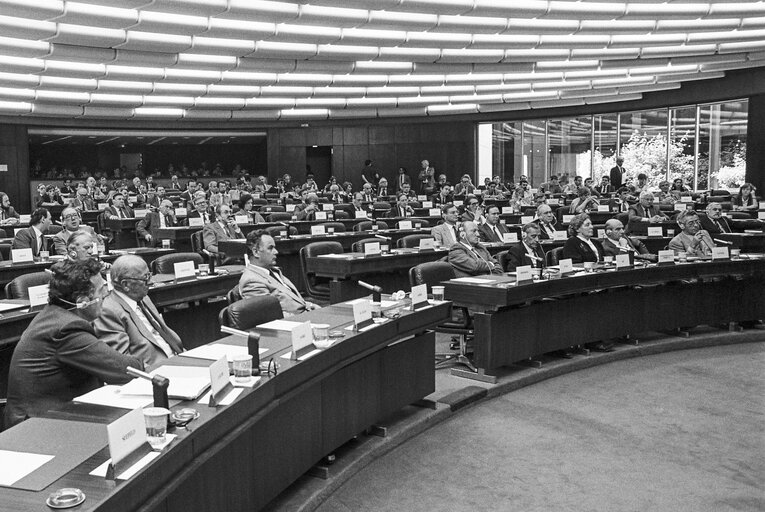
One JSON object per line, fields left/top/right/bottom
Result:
{"left": 448, "top": 221, "right": 503, "bottom": 278}
{"left": 52, "top": 207, "right": 101, "bottom": 255}
{"left": 668, "top": 210, "right": 716, "bottom": 257}
{"left": 479, "top": 205, "right": 510, "bottom": 243}
{"left": 137, "top": 199, "right": 176, "bottom": 246}
{"left": 12, "top": 207, "right": 51, "bottom": 256}
{"left": 504, "top": 223, "right": 546, "bottom": 271}
{"left": 431, "top": 203, "right": 461, "bottom": 247}
{"left": 628, "top": 191, "right": 668, "bottom": 224}
{"left": 103, "top": 193, "right": 135, "bottom": 219}
{"left": 238, "top": 230, "right": 319, "bottom": 317}
{"left": 94, "top": 255, "right": 184, "bottom": 368}
{"left": 202, "top": 204, "right": 243, "bottom": 260}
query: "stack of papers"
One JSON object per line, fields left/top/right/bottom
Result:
{"left": 182, "top": 343, "right": 266, "bottom": 361}
{"left": 257, "top": 319, "right": 304, "bottom": 331}
{"left": 120, "top": 366, "right": 211, "bottom": 400}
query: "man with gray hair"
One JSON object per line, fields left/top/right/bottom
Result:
{"left": 602, "top": 219, "right": 657, "bottom": 262}
{"left": 700, "top": 202, "right": 733, "bottom": 234}
{"left": 628, "top": 191, "right": 669, "bottom": 224}
{"left": 669, "top": 210, "right": 716, "bottom": 257}
{"left": 447, "top": 221, "right": 503, "bottom": 278}
{"left": 137, "top": 199, "right": 176, "bottom": 246}
{"left": 95, "top": 255, "right": 184, "bottom": 367}
{"left": 52, "top": 207, "right": 101, "bottom": 255}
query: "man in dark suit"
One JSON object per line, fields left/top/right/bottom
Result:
{"left": 386, "top": 193, "right": 414, "bottom": 218}
{"left": 12, "top": 208, "right": 52, "bottom": 256}
{"left": 532, "top": 204, "right": 559, "bottom": 240}
{"left": 700, "top": 203, "right": 734, "bottom": 234}
{"left": 294, "top": 193, "right": 321, "bottom": 221}
{"left": 602, "top": 219, "right": 657, "bottom": 262}
{"left": 609, "top": 156, "right": 626, "bottom": 189}
{"left": 186, "top": 195, "right": 214, "bottom": 225}
{"left": 95, "top": 255, "right": 184, "bottom": 368}
{"left": 202, "top": 204, "right": 243, "bottom": 259}
{"left": 479, "top": 205, "right": 510, "bottom": 242}
{"left": 596, "top": 175, "right": 615, "bottom": 196}
{"left": 350, "top": 192, "right": 371, "bottom": 217}
{"left": 432, "top": 183, "right": 454, "bottom": 205}
{"left": 180, "top": 180, "right": 197, "bottom": 207}
{"left": 628, "top": 191, "right": 669, "bottom": 225}
{"left": 5, "top": 259, "right": 141, "bottom": 428}
{"left": 137, "top": 199, "right": 176, "bottom": 246}
{"left": 505, "top": 223, "right": 546, "bottom": 271}
{"left": 447, "top": 221, "right": 503, "bottom": 278}
{"left": 103, "top": 193, "right": 135, "bottom": 219}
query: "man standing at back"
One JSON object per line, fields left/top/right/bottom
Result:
{"left": 610, "top": 156, "right": 626, "bottom": 189}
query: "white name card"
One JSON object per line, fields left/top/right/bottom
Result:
{"left": 234, "top": 215, "right": 249, "bottom": 224}
{"left": 322, "top": 203, "right": 334, "bottom": 211}
{"left": 352, "top": 300, "right": 372, "bottom": 328}
{"left": 548, "top": 198, "right": 559, "bottom": 205}
{"left": 28, "top": 284, "right": 49, "bottom": 308}
{"left": 175, "top": 207, "right": 187, "bottom": 216}
{"left": 133, "top": 209, "right": 148, "bottom": 218}
{"left": 658, "top": 250, "right": 675, "bottom": 264}
{"left": 552, "top": 230, "right": 568, "bottom": 241}
{"left": 208, "top": 356, "right": 230, "bottom": 399}
{"left": 364, "top": 242, "right": 381, "bottom": 255}
{"left": 516, "top": 264, "right": 533, "bottom": 284}
{"left": 417, "top": 195, "right": 427, "bottom": 201}
{"left": 428, "top": 208, "right": 441, "bottom": 217}
{"left": 419, "top": 238, "right": 436, "bottom": 250}
{"left": 291, "top": 322, "right": 314, "bottom": 356}
{"left": 286, "top": 204, "right": 296, "bottom": 212}
{"left": 711, "top": 246, "right": 730, "bottom": 260}
{"left": 410, "top": 283, "right": 427, "bottom": 308}
{"left": 19, "top": 214, "right": 31, "bottom": 223}
{"left": 187, "top": 217, "right": 203, "bottom": 227}
{"left": 354, "top": 211, "right": 368, "bottom": 219}
{"left": 173, "top": 260, "right": 196, "bottom": 280}
{"left": 562, "top": 215, "right": 574, "bottom": 223}
{"left": 559, "top": 258, "right": 574, "bottom": 275}
{"left": 674, "top": 202, "right": 686, "bottom": 211}
{"left": 310, "top": 225, "right": 326, "bottom": 236}
{"left": 520, "top": 215, "right": 534, "bottom": 224}
{"left": 453, "top": 200, "right": 463, "bottom": 207}
{"left": 759, "top": 201, "right": 765, "bottom": 209}
{"left": 647, "top": 226, "right": 664, "bottom": 237}
{"left": 127, "top": 196, "right": 137, "bottom": 204}
{"left": 503, "top": 232, "right": 519, "bottom": 243}
{"left": 597, "top": 204, "right": 610, "bottom": 212}
{"left": 501, "top": 207, "right": 513, "bottom": 214}
{"left": 758, "top": 211, "right": 765, "bottom": 220}
{"left": 422, "top": 201, "right": 433, "bottom": 208}
{"left": 107, "top": 407, "right": 147, "bottom": 466}
{"left": 314, "top": 211, "right": 327, "bottom": 221}
{"left": 615, "top": 253, "right": 632, "bottom": 269}
{"left": 11, "top": 248, "right": 33, "bottom": 263}
{"left": 97, "top": 204, "right": 109, "bottom": 211}
{"left": 680, "top": 196, "right": 693, "bottom": 203}
{"left": 399, "top": 220, "right": 413, "bottom": 230}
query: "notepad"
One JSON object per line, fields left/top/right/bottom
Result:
{"left": 451, "top": 277, "right": 496, "bottom": 284}
{"left": 182, "top": 343, "right": 267, "bottom": 362}
{"left": 74, "top": 385, "right": 154, "bottom": 410}
{"left": 257, "top": 319, "right": 304, "bottom": 331}
{"left": 0, "top": 450, "right": 54, "bottom": 486}
{"left": 120, "top": 366, "right": 211, "bottom": 400}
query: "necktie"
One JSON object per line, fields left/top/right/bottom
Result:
{"left": 494, "top": 226, "right": 503, "bottom": 242}
{"left": 36, "top": 234, "right": 43, "bottom": 256}
{"left": 716, "top": 219, "right": 727, "bottom": 233}
{"left": 117, "top": 208, "right": 123, "bottom": 219}
{"left": 159, "top": 214, "right": 166, "bottom": 228}
{"left": 138, "top": 300, "right": 183, "bottom": 354}
{"left": 269, "top": 269, "right": 303, "bottom": 303}
{"left": 452, "top": 225, "right": 459, "bottom": 245}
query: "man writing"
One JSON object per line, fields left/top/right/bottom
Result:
{"left": 504, "top": 223, "right": 546, "bottom": 271}
{"left": 448, "top": 221, "right": 503, "bottom": 278}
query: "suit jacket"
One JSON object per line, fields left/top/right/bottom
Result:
{"left": 137, "top": 211, "right": 175, "bottom": 246}
{"left": 609, "top": 165, "right": 625, "bottom": 189}
{"left": 432, "top": 193, "right": 453, "bottom": 205}
{"left": 5, "top": 304, "right": 141, "bottom": 428}
{"left": 668, "top": 231, "right": 715, "bottom": 257}
{"left": 533, "top": 220, "right": 559, "bottom": 240}
{"left": 699, "top": 214, "right": 733, "bottom": 234}
{"left": 238, "top": 264, "right": 309, "bottom": 317}
{"left": 596, "top": 184, "right": 615, "bottom": 195}
{"left": 104, "top": 204, "right": 135, "bottom": 219}
{"left": 294, "top": 203, "right": 319, "bottom": 221}
{"left": 385, "top": 206, "right": 414, "bottom": 218}
{"left": 431, "top": 223, "right": 460, "bottom": 247}
{"left": 52, "top": 225, "right": 98, "bottom": 255}
{"left": 12, "top": 226, "right": 45, "bottom": 255}
{"left": 94, "top": 292, "right": 183, "bottom": 369}
{"left": 73, "top": 196, "right": 96, "bottom": 211}
{"left": 186, "top": 209, "right": 215, "bottom": 225}
{"left": 505, "top": 242, "right": 546, "bottom": 271}
{"left": 396, "top": 173, "right": 412, "bottom": 191}
{"left": 479, "top": 222, "right": 509, "bottom": 243}
{"left": 628, "top": 203, "right": 667, "bottom": 222}
{"left": 0, "top": 206, "right": 20, "bottom": 223}
{"left": 203, "top": 220, "right": 243, "bottom": 254}
{"left": 602, "top": 236, "right": 654, "bottom": 261}
{"left": 448, "top": 242, "right": 503, "bottom": 278}
{"left": 562, "top": 236, "right": 605, "bottom": 263}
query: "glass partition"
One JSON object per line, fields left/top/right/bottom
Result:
{"left": 548, "top": 116, "right": 592, "bottom": 183}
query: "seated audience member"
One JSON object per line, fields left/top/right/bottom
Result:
{"left": 73, "top": 186, "right": 96, "bottom": 211}
{"left": 431, "top": 203, "right": 461, "bottom": 247}
{"left": 137, "top": 199, "right": 176, "bottom": 246}
{"left": 104, "top": 192, "right": 135, "bottom": 219}
{"left": 52, "top": 207, "right": 100, "bottom": 255}
{"left": 294, "top": 193, "right": 321, "bottom": 221}
{"left": 533, "top": 204, "right": 559, "bottom": 240}
{"left": 143, "top": 187, "right": 162, "bottom": 209}
{"left": 733, "top": 183, "right": 758, "bottom": 212}
{"left": 180, "top": 180, "right": 197, "bottom": 206}
{"left": 361, "top": 183, "right": 375, "bottom": 203}
{"left": 596, "top": 176, "right": 614, "bottom": 196}
{"left": 655, "top": 180, "right": 677, "bottom": 205}
{"left": 569, "top": 187, "right": 599, "bottom": 214}
{"left": 65, "top": 231, "right": 97, "bottom": 262}
{"left": 5, "top": 259, "right": 141, "bottom": 428}
{"left": 479, "top": 205, "right": 510, "bottom": 242}
{"left": 202, "top": 204, "right": 244, "bottom": 259}
{"left": 432, "top": 183, "right": 454, "bottom": 205}
{"left": 583, "top": 177, "right": 601, "bottom": 197}
{"left": 387, "top": 193, "right": 414, "bottom": 218}
{"left": 504, "top": 223, "right": 547, "bottom": 271}
{"left": 239, "top": 230, "right": 319, "bottom": 316}
{"left": 350, "top": 192, "right": 371, "bottom": 216}
{"left": 342, "top": 181, "right": 354, "bottom": 197}
{"left": 396, "top": 167, "right": 411, "bottom": 192}
{"left": 398, "top": 182, "right": 417, "bottom": 200}
{"left": 462, "top": 195, "right": 485, "bottom": 223}
{"left": 601, "top": 219, "right": 657, "bottom": 262}
{"left": 127, "top": 177, "right": 141, "bottom": 194}
{"left": 670, "top": 177, "right": 690, "bottom": 194}
{"left": 95, "top": 255, "right": 184, "bottom": 368}
{"left": 60, "top": 178, "right": 76, "bottom": 196}
{"left": 186, "top": 195, "right": 213, "bottom": 225}
{"left": 327, "top": 184, "right": 345, "bottom": 203}
{"left": 539, "top": 175, "right": 563, "bottom": 195}
{"left": 562, "top": 213, "right": 605, "bottom": 263}
{"left": 611, "top": 186, "right": 631, "bottom": 213}
{"left": 0, "top": 191, "right": 20, "bottom": 225}
{"left": 669, "top": 210, "right": 716, "bottom": 257}
{"left": 563, "top": 176, "right": 582, "bottom": 196}
{"left": 236, "top": 194, "right": 266, "bottom": 224}
{"left": 448, "top": 221, "right": 503, "bottom": 278}
{"left": 700, "top": 202, "right": 734, "bottom": 234}
{"left": 482, "top": 181, "right": 505, "bottom": 199}
{"left": 493, "top": 175, "right": 510, "bottom": 193}
{"left": 12, "top": 208, "right": 52, "bottom": 256}
{"left": 303, "top": 175, "right": 319, "bottom": 193}
{"left": 454, "top": 175, "right": 476, "bottom": 196}
{"left": 510, "top": 179, "right": 533, "bottom": 208}
{"left": 633, "top": 173, "right": 649, "bottom": 194}
{"left": 376, "top": 178, "right": 390, "bottom": 198}
{"left": 35, "top": 184, "right": 64, "bottom": 207}
{"left": 169, "top": 174, "right": 182, "bottom": 190}
{"left": 628, "top": 191, "right": 669, "bottom": 224}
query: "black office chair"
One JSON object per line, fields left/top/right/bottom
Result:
{"left": 546, "top": 246, "right": 565, "bottom": 266}
{"left": 263, "top": 226, "right": 298, "bottom": 238}
{"left": 219, "top": 295, "right": 283, "bottom": 331}
{"left": 496, "top": 250, "right": 511, "bottom": 272}
{"left": 268, "top": 212, "right": 293, "bottom": 222}
{"left": 413, "top": 219, "right": 430, "bottom": 228}
{"left": 319, "top": 222, "right": 346, "bottom": 233}
{"left": 353, "top": 220, "right": 389, "bottom": 231}
{"left": 333, "top": 210, "right": 349, "bottom": 219}
{"left": 151, "top": 253, "right": 204, "bottom": 275}
{"left": 226, "top": 285, "right": 242, "bottom": 305}
{"left": 409, "top": 262, "right": 475, "bottom": 371}
{"left": 261, "top": 205, "right": 285, "bottom": 213}
{"left": 0, "top": 243, "right": 10, "bottom": 262}
{"left": 251, "top": 198, "right": 268, "bottom": 207}
{"left": 190, "top": 230, "right": 210, "bottom": 262}
{"left": 299, "top": 241, "right": 343, "bottom": 301}
{"left": 0, "top": 228, "right": 6, "bottom": 238}
{"left": 351, "top": 237, "right": 391, "bottom": 253}
{"left": 5, "top": 272, "right": 52, "bottom": 300}
{"left": 397, "top": 234, "right": 436, "bottom": 248}
{"left": 46, "top": 225, "right": 63, "bottom": 235}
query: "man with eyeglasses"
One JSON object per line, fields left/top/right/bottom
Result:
{"left": 137, "top": 199, "right": 176, "bottom": 246}
{"left": 187, "top": 195, "right": 213, "bottom": 225}
{"left": 668, "top": 210, "right": 716, "bottom": 257}
{"left": 532, "top": 204, "right": 559, "bottom": 240}
{"left": 700, "top": 203, "right": 734, "bottom": 234}
{"left": 461, "top": 195, "right": 485, "bottom": 223}
{"left": 601, "top": 219, "right": 657, "bottom": 262}
{"left": 202, "top": 204, "right": 244, "bottom": 261}
{"left": 52, "top": 207, "right": 102, "bottom": 255}
{"left": 504, "top": 223, "right": 546, "bottom": 271}
{"left": 95, "top": 255, "right": 185, "bottom": 368}
{"left": 628, "top": 191, "right": 668, "bottom": 225}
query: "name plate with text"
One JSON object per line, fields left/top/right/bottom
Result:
{"left": 174, "top": 261, "right": 196, "bottom": 281}
{"left": 558, "top": 258, "right": 574, "bottom": 275}
{"left": 516, "top": 265, "right": 533, "bottom": 285}
{"left": 175, "top": 207, "right": 187, "bottom": 216}
{"left": 310, "top": 225, "right": 326, "bottom": 236}
{"left": 657, "top": 250, "right": 675, "bottom": 265}
{"left": 187, "top": 217, "right": 203, "bottom": 227}
{"left": 399, "top": 220, "right": 413, "bottom": 230}
{"left": 428, "top": 208, "right": 441, "bottom": 217}
{"left": 354, "top": 211, "right": 368, "bottom": 219}
{"left": 647, "top": 226, "right": 664, "bottom": 237}
{"left": 502, "top": 232, "right": 519, "bottom": 243}
{"left": 711, "top": 247, "right": 730, "bottom": 260}
{"left": 410, "top": 283, "right": 428, "bottom": 310}
{"left": 314, "top": 211, "right": 327, "bottom": 221}
{"left": 520, "top": 215, "right": 534, "bottom": 224}
{"left": 562, "top": 215, "right": 574, "bottom": 223}
{"left": 597, "top": 204, "right": 610, "bottom": 212}
{"left": 552, "top": 230, "right": 568, "bottom": 241}
{"left": 422, "top": 201, "right": 433, "bottom": 208}
{"left": 11, "top": 248, "right": 33, "bottom": 264}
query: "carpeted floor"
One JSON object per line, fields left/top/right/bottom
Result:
{"left": 316, "top": 343, "right": 765, "bottom": 512}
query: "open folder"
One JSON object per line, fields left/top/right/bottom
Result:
{"left": 119, "top": 365, "right": 211, "bottom": 400}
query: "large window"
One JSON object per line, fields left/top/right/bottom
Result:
{"left": 483, "top": 99, "right": 748, "bottom": 191}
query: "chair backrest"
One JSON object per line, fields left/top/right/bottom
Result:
{"left": 46, "top": 225, "right": 63, "bottom": 235}
{"left": 408, "top": 262, "right": 456, "bottom": 292}
{"left": 299, "top": 241, "right": 344, "bottom": 298}
{"left": 151, "top": 252, "right": 204, "bottom": 274}
{"left": 0, "top": 228, "right": 6, "bottom": 238}
{"left": 397, "top": 234, "right": 436, "bottom": 248}
{"left": 373, "top": 201, "right": 393, "bottom": 210}
{"left": 5, "top": 271, "right": 52, "bottom": 300}
{"left": 546, "top": 246, "right": 565, "bottom": 266}
{"left": 333, "top": 210, "right": 349, "bottom": 219}
{"left": 251, "top": 198, "right": 269, "bottom": 206}
{"left": 399, "top": 219, "right": 429, "bottom": 228}
{"left": 261, "top": 205, "right": 286, "bottom": 213}
{"left": 263, "top": 226, "right": 298, "bottom": 237}
{"left": 226, "top": 285, "right": 242, "bottom": 305}
{"left": 351, "top": 237, "right": 391, "bottom": 253}
{"left": 319, "top": 222, "right": 346, "bottom": 233}
{"left": 0, "top": 243, "right": 10, "bottom": 262}
{"left": 190, "top": 230, "right": 207, "bottom": 259}
{"left": 219, "top": 295, "right": 283, "bottom": 331}
{"left": 496, "top": 250, "right": 510, "bottom": 272}
{"left": 353, "top": 220, "right": 388, "bottom": 231}
{"left": 268, "top": 212, "right": 293, "bottom": 222}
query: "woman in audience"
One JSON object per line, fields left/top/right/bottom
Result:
{"left": 0, "top": 192, "right": 20, "bottom": 226}
{"left": 237, "top": 194, "right": 266, "bottom": 223}
{"left": 562, "top": 213, "right": 604, "bottom": 263}
{"left": 733, "top": 183, "right": 758, "bottom": 212}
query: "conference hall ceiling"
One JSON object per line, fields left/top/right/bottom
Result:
{"left": 0, "top": 0, "right": 764, "bottom": 122}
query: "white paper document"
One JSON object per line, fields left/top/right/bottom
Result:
{"left": 181, "top": 344, "right": 266, "bottom": 362}
{"left": 74, "top": 385, "right": 154, "bottom": 410}
{"left": 0, "top": 450, "right": 54, "bottom": 486}
{"left": 280, "top": 348, "right": 322, "bottom": 361}
{"left": 197, "top": 388, "right": 243, "bottom": 406}
{"left": 451, "top": 277, "right": 496, "bottom": 283}
{"left": 90, "top": 451, "right": 164, "bottom": 480}
{"left": 257, "top": 319, "right": 304, "bottom": 331}
{"left": 120, "top": 366, "right": 211, "bottom": 400}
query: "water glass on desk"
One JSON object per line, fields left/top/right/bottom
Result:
{"left": 432, "top": 286, "right": 445, "bottom": 301}
{"left": 198, "top": 263, "right": 210, "bottom": 276}
{"left": 731, "top": 248, "right": 741, "bottom": 259}
{"left": 39, "top": 250, "right": 49, "bottom": 262}
{"left": 232, "top": 354, "right": 253, "bottom": 384}
{"left": 144, "top": 407, "right": 171, "bottom": 450}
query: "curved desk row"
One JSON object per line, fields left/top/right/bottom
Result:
{"left": 443, "top": 257, "right": 765, "bottom": 382}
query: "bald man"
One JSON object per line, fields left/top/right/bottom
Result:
{"left": 601, "top": 219, "right": 657, "bottom": 262}
{"left": 94, "top": 255, "right": 184, "bottom": 368}
{"left": 52, "top": 207, "right": 101, "bottom": 255}
{"left": 136, "top": 199, "right": 176, "bottom": 246}
{"left": 447, "top": 221, "right": 503, "bottom": 278}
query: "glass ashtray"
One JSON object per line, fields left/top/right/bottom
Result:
{"left": 46, "top": 488, "right": 85, "bottom": 509}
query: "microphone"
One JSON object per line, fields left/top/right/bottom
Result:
{"left": 374, "top": 234, "right": 388, "bottom": 240}
{"left": 357, "top": 280, "right": 383, "bottom": 294}
{"left": 527, "top": 254, "right": 543, "bottom": 263}
{"left": 713, "top": 238, "right": 733, "bottom": 245}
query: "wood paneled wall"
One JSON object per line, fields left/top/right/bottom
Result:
{"left": 0, "top": 125, "right": 30, "bottom": 213}
{"left": 746, "top": 94, "right": 765, "bottom": 195}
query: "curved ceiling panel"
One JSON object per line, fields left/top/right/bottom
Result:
{"left": 0, "top": 0, "right": 762, "bottom": 122}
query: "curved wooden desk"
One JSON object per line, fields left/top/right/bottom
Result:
{"left": 444, "top": 257, "right": 765, "bottom": 381}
